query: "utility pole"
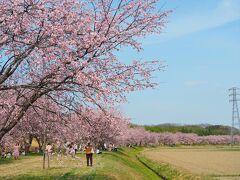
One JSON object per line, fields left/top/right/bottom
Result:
{"left": 229, "top": 87, "right": 240, "bottom": 145}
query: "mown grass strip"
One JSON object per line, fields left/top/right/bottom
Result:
{"left": 105, "top": 147, "right": 161, "bottom": 179}
{"left": 136, "top": 153, "right": 205, "bottom": 180}
{"left": 136, "top": 154, "right": 166, "bottom": 180}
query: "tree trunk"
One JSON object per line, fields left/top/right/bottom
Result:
{"left": 43, "top": 151, "right": 46, "bottom": 169}
{"left": 0, "top": 91, "right": 42, "bottom": 141}
{"left": 35, "top": 137, "right": 43, "bottom": 152}
{"left": 24, "top": 135, "right": 33, "bottom": 153}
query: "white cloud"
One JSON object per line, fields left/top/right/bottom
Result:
{"left": 144, "top": 0, "right": 240, "bottom": 44}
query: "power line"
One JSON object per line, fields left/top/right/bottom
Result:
{"left": 229, "top": 87, "right": 240, "bottom": 145}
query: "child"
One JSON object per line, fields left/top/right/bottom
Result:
{"left": 13, "top": 143, "right": 20, "bottom": 160}
{"left": 69, "top": 144, "right": 75, "bottom": 159}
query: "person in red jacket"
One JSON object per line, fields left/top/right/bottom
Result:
{"left": 85, "top": 143, "right": 93, "bottom": 166}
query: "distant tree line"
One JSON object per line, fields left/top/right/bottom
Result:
{"left": 132, "top": 124, "right": 240, "bottom": 136}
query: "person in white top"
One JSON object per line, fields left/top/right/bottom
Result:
{"left": 74, "top": 144, "right": 78, "bottom": 154}
{"left": 45, "top": 143, "right": 52, "bottom": 154}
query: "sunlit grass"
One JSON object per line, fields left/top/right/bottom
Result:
{"left": 2, "top": 146, "right": 237, "bottom": 179}
{"left": 0, "top": 148, "right": 159, "bottom": 180}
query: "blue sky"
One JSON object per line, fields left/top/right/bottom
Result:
{"left": 118, "top": 0, "right": 240, "bottom": 126}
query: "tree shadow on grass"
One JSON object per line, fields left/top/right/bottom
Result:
{"left": 0, "top": 153, "right": 41, "bottom": 165}
{"left": 0, "top": 158, "right": 14, "bottom": 165}
{"left": 114, "top": 150, "right": 129, "bottom": 157}
{"left": 0, "top": 173, "right": 116, "bottom": 180}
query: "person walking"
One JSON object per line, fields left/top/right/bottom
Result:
{"left": 56, "top": 141, "right": 63, "bottom": 162}
{"left": 45, "top": 143, "right": 52, "bottom": 159}
{"left": 74, "top": 143, "right": 78, "bottom": 154}
{"left": 85, "top": 143, "right": 93, "bottom": 166}
{"left": 69, "top": 143, "right": 75, "bottom": 159}
{"left": 13, "top": 143, "right": 20, "bottom": 160}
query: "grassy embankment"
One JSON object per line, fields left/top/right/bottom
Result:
{"left": 0, "top": 147, "right": 160, "bottom": 180}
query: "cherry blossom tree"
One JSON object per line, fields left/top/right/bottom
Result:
{"left": 1, "top": 95, "right": 64, "bottom": 152}
{"left": 3, "top": 100, "right": 129, "bottom": 152}
{"left": 116, "top": 127, "right": 159, "bottom": 146}
{"left": 43, "top": 107, "right": 130, "bottom": 148}
{"left": 77, "top": 108, "right": 129, "bottom": 146}
{"left": 0, "top": 0, "right": 169, "bottom": 140}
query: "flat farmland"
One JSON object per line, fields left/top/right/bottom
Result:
{"left": 141, "top": 146, "right": 240, "bottom": 179}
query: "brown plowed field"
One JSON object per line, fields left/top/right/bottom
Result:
{"left": 142, "top": 146, "right": 240, "bottom": 179}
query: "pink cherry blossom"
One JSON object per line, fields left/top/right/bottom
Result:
{"left": 0, "top": 0, "right": 170, "bottom": 140}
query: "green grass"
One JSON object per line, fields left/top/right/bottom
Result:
{"left": 2, "top": 146, "right": 238, "bottom": 179}
{"left": 0, "top": 148, "right": 160, "bottom": 180}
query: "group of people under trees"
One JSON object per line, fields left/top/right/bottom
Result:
{"left": 44, "top": 141, "right": 95, "bottom": 166}
{"left": 1, "top": 141, "right": 117, "bottom": 167}
{"left": 46, "top": 141, "right": 118, "bottom": 166}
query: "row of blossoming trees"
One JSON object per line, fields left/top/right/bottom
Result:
{"left": 0, "top": 0, "right": 169, "bottom": 150}
{"left": 116, "top": 127, "right": 240, "bottom": 146}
